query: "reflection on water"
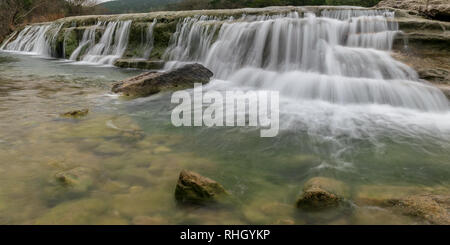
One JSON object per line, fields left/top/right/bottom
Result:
{"left": 0, "top": 52, "right": 449, "bottom": 225}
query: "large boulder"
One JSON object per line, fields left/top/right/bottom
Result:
{"left": 296, "top": 177, "right": 349, "bottom": 209}
{"left": 377, "top": 0, "right": 450, "bottom": 21}
{"left": 112, "top": 63, "right": 213, "bottom": 97}
{"left": 175, "top": 170, "right": 228, "bottom": 205}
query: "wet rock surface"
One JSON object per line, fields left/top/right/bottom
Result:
{"left": 61, "top": 109, "right": 89, "bottom": 118}
{"left": 391, "top": 47, "right": 450, "bottom": 98}
{"left": 354, "top": 185, "right": 450, "bottom": 224}
{"left": 175, "top": 170, "right": 228, "bottom": 205}
{"left": 112, "top": 63, "right": 213, "bottom": 97}
{"left": 386, "top": 194, "right": 450, "bottom": 225}
{"left": 54, "top": 166, "right": 97, "bottom": 193}
{"left": 113, "top": 59, "right": 165, "bottom": 70}
{"left": 296, "top": 177, "right": 349, "bottom": 209}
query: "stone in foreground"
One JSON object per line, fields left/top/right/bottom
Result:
{"left": 61, "top": 109, "right": 89, "bottom": 118}
{"left": 112, "top": 63, "right": 213, "bottom": 97}
{"left": 296, "top": 177, "right": 349, "bottom": 209}
{"left": 55, "top": 166, "right": 96, "bottom": 193}
{"left": 175, "top": 170, "right": 228, "bottom": 205}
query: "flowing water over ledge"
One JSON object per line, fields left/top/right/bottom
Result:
{"left": 0, "top": 8, "right": 449, "bottom": 224}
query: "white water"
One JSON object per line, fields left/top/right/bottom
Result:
{"left": 69, "top": 23, "right": 101, "bottom": 61}
{"left": 141, "top": 19, "right": 157, "bottom": 59}
{"left": 79, "top": 21, "right": 132, "bottom": 65}
{"left": 162, "top": 9, "right": 450, "bottom": 167}
{"left": 1, "top": 24, "right": 60, "bottom": 57}
{"left": 2, "top": 20, "right": 132, "bottom": 65}
{"left": 164, "top": 10, "right": 448, "bottom": 112}
{"left": 0, "top": 8, "right": 448, "bottom": 170}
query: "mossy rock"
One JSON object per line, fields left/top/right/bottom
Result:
{"left": 296, "top": 177, "right": 349, "bottom": 210}
{"left": 387, "top": 194, "right": 450, "bottom": 225}
{"left": 175, "top": 170, "right": 228, "bottom": 205}
{"left": 60, "top": 109, "right": 89, "bottom": 118}
{"left": 114, "top": 59, "right": 165, "bottom": 70}
{"left": 54, "top": 166, "right": 96, "bottom": 193}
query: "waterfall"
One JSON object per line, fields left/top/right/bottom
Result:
{"left": 1, "top": 24, "right": 61, "bottom": 57}
{"left": 69, "top": 23, "right": 101, "bottom": 61}
{"left": 141, "top": 19, "right": 157, "bottom": 59}
{"left": 164, "top": 10, "right": 448, "bottom": 112}
{"left": 1, "top": 19, "right": 132, "bottom": 65}
{"left": 78, "top": 21, "right": 132, "bottom": 65}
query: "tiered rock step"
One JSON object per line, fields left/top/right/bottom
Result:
{"left": 113, "top": 59, "right": 165, "bottom": 70}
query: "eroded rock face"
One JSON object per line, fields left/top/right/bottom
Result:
{"left": 378, "top": 0, "right": 450, "bottom": 21}
{"left": 296, "top": 177, "right": 349, "bottom": 209}
{"left": 391, "top": 48, "right": 450, "bottom": 98}
{"left": 112, "top": 63, "right": 213, "bottom": 97}
{"left": 175, "top": 170, "right": 228, "bottom": 205}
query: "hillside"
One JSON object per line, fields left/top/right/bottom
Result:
{"left": 98, "top": 0, "right": 181, "bottom": 14}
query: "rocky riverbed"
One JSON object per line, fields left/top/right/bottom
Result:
{"left": 0, "top": 6, "right": 449, "bottom": 225}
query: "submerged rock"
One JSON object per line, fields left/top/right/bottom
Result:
{"left": 296, "top": 177, "right": 349, "bottom": 209}
{"left": 354, "top": 185, "right": 450, "bottom": 224}
{"left": 33, "top": 198, "right": 108, "bottom": 225}
{"left": 61, "top": 109, "right": 89, "bottom": 118}
{"left": 387, "top": 194, "right": 450, "bottom": 225}
{"left": 112, "top": 63, "right": 213, "bottom": 97}
{"left": 175, "top": 170, "right": 228, "bottom": 205}
{"left": 54, "top": 166, "right": 96, "bottom": 193}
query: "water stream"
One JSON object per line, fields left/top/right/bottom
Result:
{"left": 0, "top": 9, "right": 448, "bottom": 225}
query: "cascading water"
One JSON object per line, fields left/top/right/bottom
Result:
{"left": 1, "top": 24, "right": 61, "bottom": 57}
{"left": 1, "top": 20, "right": 132, "bottom": 65}
{"left": 69, "top": 23, "right": 102, "bottom": 61}
{"left": 140, "top": 19, "right": 157, "bottom": 59}
{"left": 164, "top": 10, "right": 448, "bottom": 112}
{"left": 79, "top": 21, "right": 132, "bottom": 65}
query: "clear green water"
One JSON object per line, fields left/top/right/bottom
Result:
{"left": 0, "top": 52, "right": 449, "bottom": 225}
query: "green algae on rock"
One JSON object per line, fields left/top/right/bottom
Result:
{"left": 114, "top": 59, "right": 165, "bottom": 70}
{"left": 175, "top": 170, "right": 228, "bottom": 205}
{"left": 296, "top": 177, "right": 349, "bottom": 210}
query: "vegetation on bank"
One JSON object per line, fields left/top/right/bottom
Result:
{"left": 98, "top": 0, "right": 181, "bottom": 14}
{"left": 0, "top": 0, "right": 102, "bottom": 43}
{"left": 167, "top": 0, "right": 382, "bottom": 10}
{"left": 98, "top": 0, "right": 382, "bottom": 14}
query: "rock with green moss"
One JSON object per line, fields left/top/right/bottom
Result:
{"left": 296, "top": 177, "right": 349, "bottom": 209}
{"left": 175, "top": 170, "right": 228, "bottom": 205}
{"left": 112, "top": 63, "right": 213, "bottom": 97}
{"left": 114, "top": 59, "right": 165, "bottom": 70}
